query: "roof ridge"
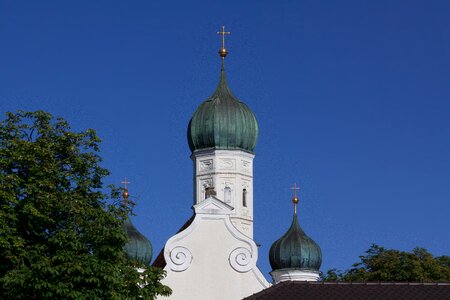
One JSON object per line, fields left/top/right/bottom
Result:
{"left": 293, "top": 281, "right": 450, "bottom": 286}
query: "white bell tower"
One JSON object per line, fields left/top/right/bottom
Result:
{"left": 187, "top": 26, "right": 258, "bottom": 236}
{"left": 192, "top": 149, "right": 255, "bottom": 238}
{"left": 158, "top": 26, "right": 269, "bottom": 300}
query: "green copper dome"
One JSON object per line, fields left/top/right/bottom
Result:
{"left": 123, "top": 218, "right": 153, "bottom": 266}
{"left": 187, "top": 63, "right": 258, "bottom": 153}
{"left": 269, "top": 212, "right": 322, "bottom": 271}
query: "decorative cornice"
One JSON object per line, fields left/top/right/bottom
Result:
{"left": 193, "top": 195, "right": 234, "bottom": 215}
{"left": 270, "top": 269, "right": 320, "bottom": 284}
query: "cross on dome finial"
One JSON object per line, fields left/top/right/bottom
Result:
{"left": 121, "top": 177, "right": 131, "bottom": 201}
{"left": 290, "top": 183, "right": 300, "bottom": 214}
{"left": 217, "top": 25, "right": 231, "bottom": 59}
{"left": 121, "top": 177, "right": 130, "bottom": 189}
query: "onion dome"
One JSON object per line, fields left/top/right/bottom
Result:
{"left": 121, "top": 179, "right": 153, "bottom": 266}
{"left": 269, "top": 186, "right": 322, "bottom": 272}
{"left": 123, "top": 218, "right": 153, "bottom": 266}
{"left": 187, "top": 62, "right": 258, "bottom": 153}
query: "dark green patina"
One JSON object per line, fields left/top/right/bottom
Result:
{"left": 187, "top": 62, "right": 258, "bottom": 153}
{"left": 123, "top": 218, "right": 153, "bottom": 266}
{"left": 269, "top": 213, "right": 322, "bottom": 271}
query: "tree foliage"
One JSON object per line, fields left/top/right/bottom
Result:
{"left": 0, "top": 111, "right": 171, "bottom": 299}
{"left": 322, "top": 244, "right": 450, "bottom": 282}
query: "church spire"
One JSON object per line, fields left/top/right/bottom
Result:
{"left": 121, "top": 178, "right": 153, "bottom": 267}
{"left": 187, "top": 25, "right": 258, "bottom": 154}
{"left": 187, "top": 26, "right": 258, "bottom": 237}
{"left": 268, "top": 184, "right": 322, "bottom": 283}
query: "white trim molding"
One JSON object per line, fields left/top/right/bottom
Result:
{"left": 270, "top": 269, "right": 320, "bottom": 284}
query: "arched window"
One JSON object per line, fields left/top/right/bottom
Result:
{"left": 224, "top": 186, "right": 231, "bottom": 203}
{"left": 243, "top": 189, "right": 247, "bottom": 207}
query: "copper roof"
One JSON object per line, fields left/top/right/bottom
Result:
{"left": 269, "top": 212, "right": 322, "bottom": 271}
{"left": 187, "top": 62, "right": 259, "bottom": 154}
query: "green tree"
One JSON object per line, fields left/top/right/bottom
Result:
{"left": 322, "top": 244, "right": 450, "bottom": 282}
{"left": 0, "top": 111, "right": 171, "bottom": 299}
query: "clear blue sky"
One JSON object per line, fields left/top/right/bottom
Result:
{"left": 1, "top": 0, "right": 450, "bottom": 279}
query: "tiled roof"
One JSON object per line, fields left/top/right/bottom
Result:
{"left": 243, "top": 281, "right": 450, "bottom": 300}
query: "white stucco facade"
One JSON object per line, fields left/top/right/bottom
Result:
{"left": 191, "top": 149, "right": 255, "bottom": 238}
{"left": 159, "top": 197, "right": 269, "bottom": 300}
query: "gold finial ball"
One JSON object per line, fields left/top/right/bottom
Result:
{"left": 219, "top": 47, "right": 228, "bottom": 58}
{"left": 292, "top": 196, "right": 299, "bottom": 205}
{"left": 123, "top": 190, "right": 129, "bottom": 199}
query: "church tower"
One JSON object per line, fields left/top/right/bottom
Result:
{"left": 156, "top": 27, "right": 268, "bottom": 300}
{"left": 187, "top": 26, "right": 258, "bottom": 238}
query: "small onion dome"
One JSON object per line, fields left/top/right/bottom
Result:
{"left": 269, "top": 212, "right": 322, "bottom": 271}
{"left": 187, "top": 63, "right": 258, "bottom": 153}
{"left": 123, "top": 218, "right": 153, "bottom": 266}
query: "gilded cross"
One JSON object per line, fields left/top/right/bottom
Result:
{"left": 290, "top": 183, "right": 300, "bottom": 213}
{"left": 217, "top": 26, "right": 231, "bottom": 58}
{"left": 217, "top": 25, "right": 231, "bottom": 49}
{"left": 121, "top": 177, "right": 130, "bottom": 203}
{"left": 290, "top": 182, "right": 300, "bottom": 198}
{"left": 121, "top": 177, "right": 130, "bottom": 190}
